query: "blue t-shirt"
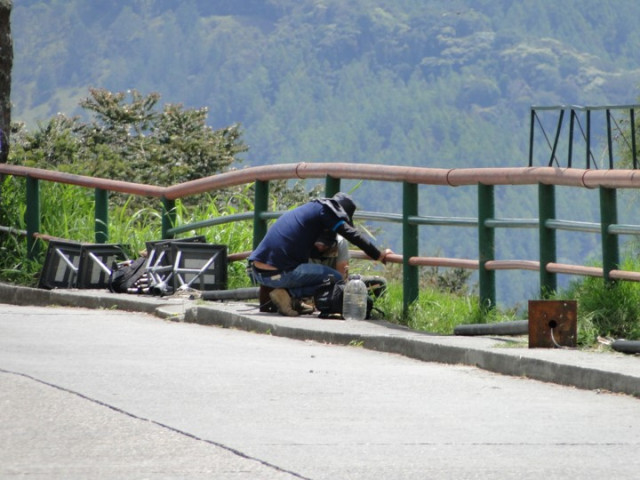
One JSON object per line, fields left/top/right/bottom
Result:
{"left": 249, "top": 200, "right": 381, "bottom": 271}
{"left": 249, "top": 202, "right": 342, "bottom": 271}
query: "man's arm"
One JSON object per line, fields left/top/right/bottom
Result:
{"left": 335, "top": 223, "right": 392, "bottom": 262}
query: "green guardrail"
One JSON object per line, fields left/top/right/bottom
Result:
{"left": 5, "top": 162, "right": 640, "bottom": 318}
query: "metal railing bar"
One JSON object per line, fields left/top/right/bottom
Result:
{"left": 484, "top": 260, "right": 540, "bottom": 271}
{"left": 0, "top": 225, "right": 26, "bottom": 236}
{"left": 0, "top": 164, "right": 165, "bottom": 197}
{"left": 485, "top": 218, "right": 538, "bottom": 229}
{"left": 545, "top": 219, "right": 601, "bottom": 233}
{"left": 607, "top": 224, "right": 640, "bottom": 235}
{"left": 609, "top": 269, "right": 640, "bottom": 282}
{"left": 10, "top": 163, "right": 640, "bottom": 192}
{"left": 532, "top": 104, "right": 640, "bottom": 111}
{"left": 168, "top": 212, "right": 256, "bottom": 236}
{"left": 408, "top": 256, "right": 479, "bottom": 270}
{"left": 545, "top": 262, "right": 602, "bottom": 277}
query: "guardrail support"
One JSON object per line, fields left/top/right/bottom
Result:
{"left": 324, "top": 176, "right": 341, "bottom": 197}
{"left": 95, "top": 188, "right": 108, "bottom": 244}
{"left": 162, "top": 197, "right": 176, "bottom": 240}
{"left": 253, "top": 180, "right": 269, "bottom": 250}
{"left": 402, "top": 182, "right": 419, "bottom": 317}
{"left": 538, "top": 183, "right": 557, "bottom": 296}
{"left": 600, "top": 186, "right": 619, "bottom": 284}
{"left": 25, "top": 176, "right": 40, "bottom": 259}
{"left": 478, "top": 183, "right": 495, "bottom": 311}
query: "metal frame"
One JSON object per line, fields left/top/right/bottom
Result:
{"left": 171, "top": 242, "right": 227, "bottom": 292}
{"left": 76, "top": 244, "right": 128, "bottom": 289}
{"left": 144, "top": 236, "right": 219, "bottom": 295}
{"left": 38, "top": 240, "right": 83, "bottom": 289}
{"left": 39, "top": 241, "right": 127, "bottom": 289}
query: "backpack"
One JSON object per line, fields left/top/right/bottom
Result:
{"left": 108, "top": 257, "right": 148, "bottom": 293}
{"left": 313, "top": 278, "right": 373, "bottom": 319}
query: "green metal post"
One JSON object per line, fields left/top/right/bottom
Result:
{"left": 253, "top": 180, "right": 269, "bottom": 250}
{"left": 25, "top": 176, "right": 40, "bottom": 259}
{"left": 94, "top": 188, "right": 108, "bottom": 244}
{"left": 538, "top": 183, "right": 557, "bottom": 296}
{"left": 600, "top": 187, "right": 619, "bottom": 285}
{"left": 477, "top": 183, "right": 495, "bottom": 312}
{"left": 402, "top": 182, "right": 419, "bottom": 317}
{"left": 324, "top": 176, "right": 341, "bottom": 197}
{"left": 161, "top": 197, "right": 176, "bottom": 240}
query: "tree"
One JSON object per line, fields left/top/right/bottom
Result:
{"left": 78, "top": 88, "right": 247, "bottom": 186}
{"left": 11, "top": 88, "right": 248, "bottom": 188}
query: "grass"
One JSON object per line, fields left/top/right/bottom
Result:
{"left": 551, "top": 257, "right": 640, "bottom": 346}
{"left": 373, "top": 281, "right": 519, "bottom": 335}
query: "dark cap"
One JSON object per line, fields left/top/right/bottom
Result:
{"left": 332, "top": 192, "right": 356, "bottom": 225}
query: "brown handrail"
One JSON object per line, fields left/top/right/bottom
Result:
{"left": 8, "top": 163, "right": 640, "bottom": 197}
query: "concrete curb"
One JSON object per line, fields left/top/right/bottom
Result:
{"left": 2, "top": 282, "right": 640, "bottom": 398}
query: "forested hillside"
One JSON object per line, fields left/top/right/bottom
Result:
{"left": 10, "top": 0, "right": 640, "bottom": 306}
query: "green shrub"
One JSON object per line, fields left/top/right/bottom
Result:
{"left": 375, "top": 281, "right": 494, "bottom": 334}
{"left": 555, "top": 257, "right": 640, "bottom": 345}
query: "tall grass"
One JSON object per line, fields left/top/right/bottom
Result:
{"left": 374, "top": 281, "right": 517, "bottom": 334}
{"left": 553, "top": 257, "right": 640, "bottom": 345}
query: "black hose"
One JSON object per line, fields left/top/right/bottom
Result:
{"left": 454, "top": 320, "right": 528, "bottom": 336}
{"left": 199, "top": 287, "right": 260, "bottom": 301}
{"left": 611, "top": 340, "right": 640, "bottom": 354}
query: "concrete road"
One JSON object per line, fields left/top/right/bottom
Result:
{"left": 2, "top": 303, "right": 640, "bottom": 480}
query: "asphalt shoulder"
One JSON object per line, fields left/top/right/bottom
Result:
{"left": 1, "top": 282, "right": 639, "bottom": 399}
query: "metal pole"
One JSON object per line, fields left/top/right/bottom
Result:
{"left": 600, "top": 187, "right": 619, "bottom": 285}
{"left": 25, "top": 176, "right": 40, "bottom": 259}
{"left": 402, "top": 181, "right": 419, "bottom": 317}
{"left": 549, "top": 109, "right": 564, "bottom": 167}
{"left": 529, "top": 108, "right": 535, "bottom": 167}
{"left": 161, "top": 197, "right": 176, "bottom": 240}
{"left": 631, "top": 108, "right": 637, "bottom": 169}
{"left": 324, "top": 176, "right": 341, "bottom": 197}
{"left": 568, "top": 109, "right": 575, "bottom": 168}
{"left": 253, "top": 180, "right": 269, "bottom": 250}
{"left": 606, "top": 109, "right": 614, "bottom": 169}
{"left": 477, "top": 183, "right": 495, "bottom": 312}
{"left": 586, "top": 109, "right": 591, "bottom": 169}
{"left": 94, "top": 188, "right": 108, "bottom": 244}
{"left": 538, "top": 183, "right": 557, "bottom": 296}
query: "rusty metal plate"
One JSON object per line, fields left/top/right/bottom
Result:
{"left": 528, "top": 300, "right": 577, "bottom": 348}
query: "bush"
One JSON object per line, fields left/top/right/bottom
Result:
{"left": 556, "top": 259, "right": 640, "bottom": 345}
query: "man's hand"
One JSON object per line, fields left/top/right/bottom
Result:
{"left": 379, "top": 248, "right": 393, "bottom": 264}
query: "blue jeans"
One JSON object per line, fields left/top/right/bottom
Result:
{"left": 250, "top": 263, "right": 341, "bottom": 299}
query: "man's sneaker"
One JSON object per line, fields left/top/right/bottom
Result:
{"left": 293, "top": 298, "right": 314, "bottom": 315}
{"left": 269, "top": 288, "right": 299, "bottom": 317}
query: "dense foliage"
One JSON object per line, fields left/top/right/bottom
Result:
{"left": 11, "top": 88, "right": 247, "bottom": 188}
{"left": 13, "top": 0, "right": 640, "bottom": 171}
